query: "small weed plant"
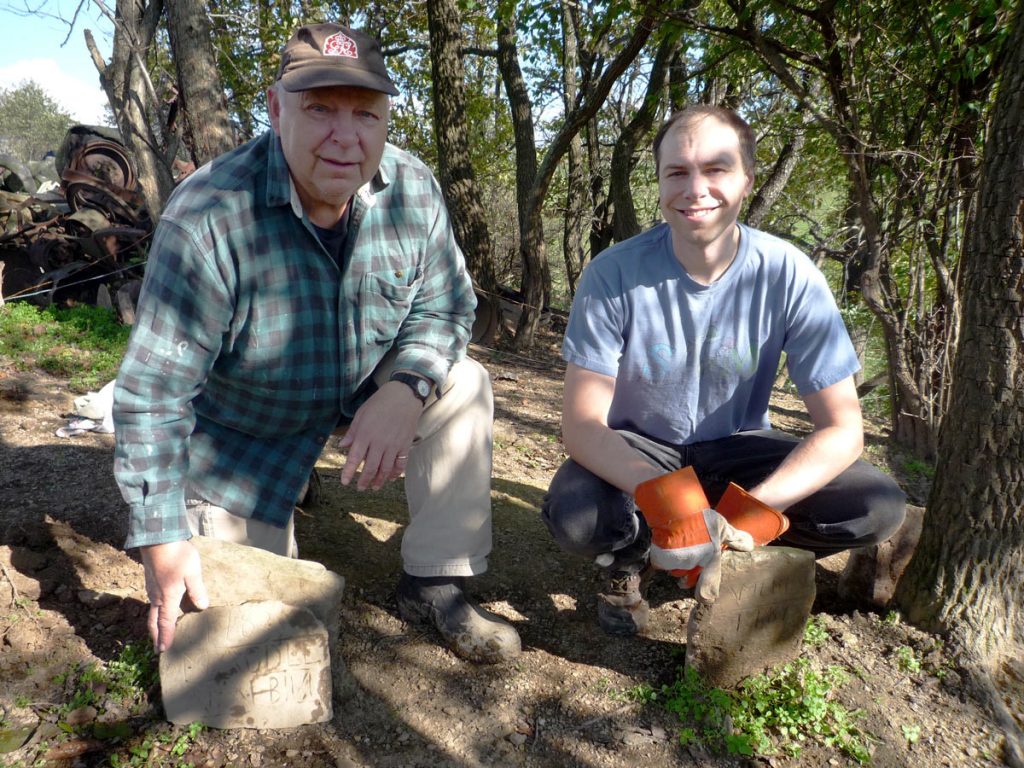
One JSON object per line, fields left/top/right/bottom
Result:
{"left": 893, "top": 641, "right": 951, "bottom": 679}
{"left": 109, "top": 721, "right": 205, "bottom": 768}
{"left": 628, "top": 658, "right": 871, "bottom": 763}
{"left": 894, "top": 645, "right": 923, "bottom": 674}
{"left": 24, "top": 643, "right": 209, "bottom": 767}
{"left": 902, "top": 723, "right": 922, "bottom": 744}
{"left": 55, "top": 641, "right": 158, "bottom": 719}
{"left": 0, "top": 302, "right": 129, "bottom": 390}
{"left": 803, "top": 616, "right": 829, "bottom": 648}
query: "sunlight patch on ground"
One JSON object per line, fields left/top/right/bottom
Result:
{"left": 548, "top": 593, "right": 578, "bottom": 612}
{"left": 492, "top": 491, "right": 536, "bottom": 510}
{"left": 348, "top": 513, "right": 402, "bottom": 543}
{"left": 486, "top": 600, "right": 529, "bottom": 622}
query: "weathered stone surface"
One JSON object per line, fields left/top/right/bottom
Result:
{"left": 161, "top": 601, "right": 332, "bottom": 728}
{"left": 686, "top": 547, "right": 816, "bottom": 688}
{"left": 186, "top": 536, "right": 354, "bottom": 707}
{"left": 190, "top": 535, "right": 343, "bottom": 629}
{"left": 838, "top": 505, "right": 925, "bottom": 608}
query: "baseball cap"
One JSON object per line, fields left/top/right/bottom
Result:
{"left": 276, "top": 23, "right": 399, "bottom": 95}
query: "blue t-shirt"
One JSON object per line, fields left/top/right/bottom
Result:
{"left": 563, "top": 223, "right": 859, "bottom": 445}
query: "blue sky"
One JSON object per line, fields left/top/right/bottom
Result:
{"left": 0, "top": 1, "right": 113, "bottom": 124}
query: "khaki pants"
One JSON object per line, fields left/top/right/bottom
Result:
{"left": 186, "top": 500, "right": 299, "bottom": 558}
{"left": 187, "top": 356, "right": 494, "bottom": 578}
{"left": 371, "top": 355, "right": 494, "bottom": 577}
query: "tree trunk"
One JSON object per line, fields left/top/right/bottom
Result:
{"left": 427, "top": 0, "right": 498, "bottom": 295}
{"left": 493, "top": 9, "right": 544, "bottom": 339}
{"left": 893, "top": 24, "right": 1024, "bottom": 758}
{"left": 561, "top": 2, "right": 587, "bottom": 297}
{"left": 895, "top": 0, "right": 1024, "bottom": 664}
{"left": 587, "top": 115, "right": 613, "bottom": 259}
{"left": 609, "top": 26, "right": 682, "bottom": 243}
{"left": 86, "top": 0, "right": 175, "bottom": 219}
{"left": 896, "top": 13, "right": 1024, "bottom": 760}
{"left": 510, "top": 5, "right": 659, "bottom": 349}
{"left": 744, "top": 126, "right": 805, "bottom": 229}
{"left": 166, "top": 0, "right": 236, "bottom": 166}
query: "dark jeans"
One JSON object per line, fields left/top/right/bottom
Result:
{"left": 541, "top": 429, "right": 907, "bottom": 560}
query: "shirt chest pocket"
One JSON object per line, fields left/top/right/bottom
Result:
{"left": 359, "top": 269, "right": 422, "bottom": 343}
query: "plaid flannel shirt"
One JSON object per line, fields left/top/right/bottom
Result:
{"left": 114, "top": 132, "right": 476, "bottom": 549}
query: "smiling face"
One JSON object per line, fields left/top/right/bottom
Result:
{"left": 268, "top": 84, "right": 390, "bottom": 227}
{"left": 657, "top": 114, "right": 754, "bottom": 267}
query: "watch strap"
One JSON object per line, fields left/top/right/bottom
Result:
{"left": 390, "top": 371, "right": 431, "bottom": 404}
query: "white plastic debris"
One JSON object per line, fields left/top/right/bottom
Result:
{"left": 56, "top": 380, "right": 116, "bottom": 437}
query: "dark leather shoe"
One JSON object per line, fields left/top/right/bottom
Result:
{"left": 396, "top": 574, "right": 521, "bottom": 663}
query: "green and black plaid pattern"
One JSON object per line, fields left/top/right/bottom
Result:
{"left": 114, "top": 132, "right": 475, "bottom": 549}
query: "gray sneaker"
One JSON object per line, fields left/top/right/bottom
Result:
{"left": 396, "top": 574, "right": 521, "bottom": 664}
{"left": 597, "top": 563, "right": 653, "bottom": 636}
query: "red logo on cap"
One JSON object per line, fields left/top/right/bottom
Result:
{"left": 323, "top": 31, "right": 358, "bottom": 58}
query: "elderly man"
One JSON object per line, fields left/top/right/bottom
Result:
{"left": 113, "top": 23, "right": 520, "bottom": 664}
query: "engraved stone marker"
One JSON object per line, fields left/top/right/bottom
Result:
{"left": 686, "top": 547, "right": 816, "bottom": 688}
{"left": 160, "top": 601, "right": 332, "bottom": 728}
{"left": 188, "top": 535, "right": 354, "bottom": 703}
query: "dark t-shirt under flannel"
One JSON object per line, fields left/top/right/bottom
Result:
{"left": 114, "top": 132, "right": 476, "bottom": 549}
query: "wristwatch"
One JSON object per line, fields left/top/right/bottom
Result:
{"left": 390, "top": 372, "right": 432, "bottom": 405}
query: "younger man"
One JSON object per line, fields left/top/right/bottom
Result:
{"left": 542, "top": 106, "right": 906, "bottom": 635}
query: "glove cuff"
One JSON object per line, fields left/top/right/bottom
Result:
{"left": 716, "top": 483, "right": 789, "bottom": 545}
{"left": 634, "top": 466, "right": 709, "bottom": 528}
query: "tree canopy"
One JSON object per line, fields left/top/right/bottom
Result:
{"left": 0, "top": 80, "right": 74, "bottom": 162}
{"left": 20, "top": 0, "right": 1019, "bottom": 457}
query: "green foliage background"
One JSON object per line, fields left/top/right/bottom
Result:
{"left": 0, "top": 81, "right": 74, "bottom": 161}
{"left": 0, "top": 303, "right": 129, "bottom": 391}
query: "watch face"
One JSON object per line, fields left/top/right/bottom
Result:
{"left": 394, "top": 373, "right": 430, "bottom": 401}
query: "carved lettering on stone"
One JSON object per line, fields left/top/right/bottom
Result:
{"left": 160, "top": 601, "right": 332, "bottom": 729}
{"left": 687, "top": 548, "right": 816, "bottom": 688}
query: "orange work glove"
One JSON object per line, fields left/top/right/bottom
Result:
{"left": 634, "top": 467, "right": 789, "bottom": 603}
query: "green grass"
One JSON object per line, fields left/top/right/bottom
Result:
{"left": 54, "top": 641, "right": 158, "bottom": 719}
{"left": 0, "top": 301, "right": 129, "bottom": 390}
{"left": 803, "top": 616, "right": 830, "bottom": 648}
{"left": 623, "top": 656, "right": 872, "bottom": 763}
{"left": 900, "top": 457, "right": 935, "bottom": 482}
{"left": 32, "top": 642, "right": 207, "bottom": 767}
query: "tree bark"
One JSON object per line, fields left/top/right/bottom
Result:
{"left": 896, "top": 0, "right": 1024, "bottom": 659}
{"left": 744, "top": 126, "right": 805, "bottom": 229}
{"left": 508, "top": 4, "right": 660, "bottom": 349}
{"left": 586, "top": 115, "right": 613, "bottom": 259}
{"left": 86, "top": 0, "right": 175, "bottom": 219}
{"left": 165, "top": 0, "right": 235, "bottom": 166}
{"left": 609, "top": 26, "right": 683, "bottom": 243}
{"left": 427, "top": 0, "right": 498, "bottom": 295}
{"left": 896, "top": 10, "right": 1024, "bottom": 759}
{"left": 561, "top": 2, "right": 587, "bottom": 297}
{"left": 495, "top": 9, "right": 541, "bottom": 315}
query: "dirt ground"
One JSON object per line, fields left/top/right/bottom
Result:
{"left": 0, "top": 331, "right": 1014, "bottom": 767}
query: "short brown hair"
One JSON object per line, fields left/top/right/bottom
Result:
{"left": 653, "top": 106, "right": 756, "bottom": 176}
